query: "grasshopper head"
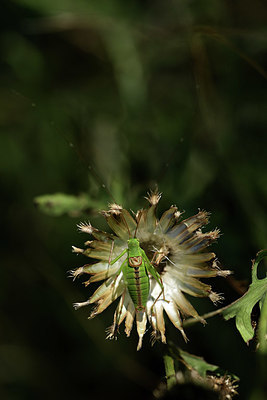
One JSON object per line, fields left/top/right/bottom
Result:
{"left": 127, "top": 238, "right": 140, "bottom": 252}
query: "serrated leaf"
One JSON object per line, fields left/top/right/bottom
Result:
{"left": 178, "top": 349, "right": 218, "bottom": 378}
{"left": 34, "top": 192, "right": 100, "bottom": 217}
{"left": 223, "top": 250, "right": 267, "bottom": 343}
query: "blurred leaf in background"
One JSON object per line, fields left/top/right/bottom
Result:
{"left": 1, "top": 0, "right": 266, "bottom": 399}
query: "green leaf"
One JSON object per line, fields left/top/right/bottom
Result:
{"left": 34, "top": 192, "right": 100, "bottom": 216}
{"left": 178, "top": 349, "right": 218, "bottom": 378}
{"left": 223, "top": 250, "right": 267, "bottom": 343}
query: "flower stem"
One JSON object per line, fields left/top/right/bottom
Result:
{"left": 163, "top": 354, "right": 176, "bottom": 391}
{"left": 183, "top": 303, "right": 232, "bottom": 327}
{"left": 258, "top": 294, "right": 267, "bottom": 354}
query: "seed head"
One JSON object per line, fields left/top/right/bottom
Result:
{"left": 71, "top": 193, "right": 231, "bottom": 350}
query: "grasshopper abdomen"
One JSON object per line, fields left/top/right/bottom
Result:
{"left": 124, "top": 239, "right": 150, "bottom": 311}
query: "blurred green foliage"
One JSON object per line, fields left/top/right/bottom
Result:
{"left": 1, "top": 0, "right": 267, "bottom": 399}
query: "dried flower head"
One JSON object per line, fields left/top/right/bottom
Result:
{"left": 153, "top": 370, "right": 238, "bottom": 399}
{"left": 208, "top": 375, "right": 239, "bottom": 400}
{"left": 70, "top": 192, "right": 231, "bottom": 350}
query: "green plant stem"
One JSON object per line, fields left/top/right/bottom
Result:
{"left": 183, "top": 303, "right": 232, "bottom": 327}
{"left": 258, "top": 294, "right": 267, "bottom": 354}
{"left": 252, "top": 295, "right": 267, "bottom": 400}
{"left": 163, "top": 354, "right": 176, "bottom": 391}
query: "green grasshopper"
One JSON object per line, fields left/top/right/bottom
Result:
{"left": 108, "top": 219, "right": 165, "bottom": 313}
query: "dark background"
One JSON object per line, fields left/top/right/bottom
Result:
{"left": 1, "top": 0, "right": 267, "bottom": 399}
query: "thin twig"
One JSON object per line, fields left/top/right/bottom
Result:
{"left": 183, "top": 304, "right": 231, "bottom": 327}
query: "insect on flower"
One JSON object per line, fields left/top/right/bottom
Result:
{"left": 70, "top": 191, "right": 231, "bottom": 350}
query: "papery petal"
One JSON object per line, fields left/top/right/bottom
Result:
{"left": 90, "top": 293, "right": 118, "bottom": 317}
{"left": 150, "top": 280, "right": 163, "bottom": 301}
{"left": 162, "top": 300, "right": 187, "bottom": 341}
{"left": 106, "top": 291, "right": 129, "bottom": 339}
{"left": 154, "top": 301, "right": 166, "bottom": 343}
{"left": 161, "top": 274, "right": 201, "bottom": 319}
{"left": 81, "top": 262, "right": 110, "bottom": 274}
{"left": 136, "top": 311, "right": 147, "bottom": 350}
{"left": 89, "top": 240, "right": 113, "bottom": 252}
{"left": 178, "top": 277, "right": 211, "bottom": 297}
{"left": 168, "top": 288, "right": 202, "bottom": 320}
{"left": 155, "top": 206, "right": 178, "bottom": 233}
{"left": 147, "top": 298, "right": 166, "bottom": 344}
{"left": 91, "top": 229, "right": 115, "bottom": 242}
{"left": 166, "top": 260, "right": 219, "bottom": 278}
{"left": 120, "top": 209, "right": 137, "bottom": 234}
{"left": 125, "top": 299, "right": 135, "bottom": 337}
{"left": 135, "top": 208, "right": 147, "bottom": 232}
{"left": 83, "top": 265, "right": 120, "bottom": 285}
{"left": 182, "top": 230, "right": 220, "bottom": 253}
{"left": 178, "top": 252, "right": 216, "bottom": 264}
{"left": 116, "top": 293, "right": 130, "bottom": 325}
{"left": 90, "top": 279, "right": 125, "bottom": 318}
{"left": 166, "top": 211, "right": 209, "bottom": 241}
{"left": 144, "top": 203, "right": 158, "bottom": 233}
{"left": 105, "top": 214, "right": 130, "bottom": 240}
{"left": 83, "top": 248, "right": 111, "bottom": 261}
{"left": 89, "top": 272, "right": 124, "bottom": 304}
{"left": 165, "top": 269, "right": 211, "bottom": 297}
{"left": 146, "top": 299, "right": 156, "bottom": 330}
{"left": 183, "top": 266, "right": 220, "bottom": 278}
